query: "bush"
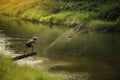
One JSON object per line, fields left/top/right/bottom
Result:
{"left": 98, "top": 4, "right": 120, "bottom": 21}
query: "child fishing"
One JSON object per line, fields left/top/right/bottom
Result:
{"left": 23, "top": 36, "right": 39, "bottom": 54}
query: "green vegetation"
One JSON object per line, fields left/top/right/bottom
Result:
{"left": 0, "top": 55, "right": 63, "bottom": 80}
{"left": 0, "top": 0, "right": 120, "bottom": 31}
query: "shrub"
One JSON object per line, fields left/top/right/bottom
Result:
{"left": 98, "top": 4, "right": 120, "bottom": 21}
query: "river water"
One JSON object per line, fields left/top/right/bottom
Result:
{"left": 0, "top": 16, "right": 120, "bottom": 80}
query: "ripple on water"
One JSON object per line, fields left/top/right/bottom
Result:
{"left": 0, "top": 34, "right": 14, "bottom": 56}
{"left": 15, "top": 57, "right": 43, "bottom": 68}
{"left": 56, "top": 72, "right": 90, "bottom": 80}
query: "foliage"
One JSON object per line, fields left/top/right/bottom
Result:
{"left": 98, "top": 3, "right": 120, "bottom": 21}
{"left": 0, "top": 55, "right": 63, "bottom": 80}
{"left": 0, "top": 0, "right": 120, "bottom": 31}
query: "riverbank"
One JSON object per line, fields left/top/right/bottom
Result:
{"left": 0, "top": 54, "right": 63, "bottom": 80}
{"left": 0, "top": 0, "right": 120, "bottom": 32}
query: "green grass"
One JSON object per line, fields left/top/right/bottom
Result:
{"left": 89, "top": 20, "right": 116, "bottom": 31}
{"left": 0, "top": 0, "right": 120, "bottom": 31}
{"left": 0, "top": 55, "right": 63, "bottom": 80}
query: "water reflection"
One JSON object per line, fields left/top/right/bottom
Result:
{"left": 0, "top": 16, "right": 120, "bottom": 80}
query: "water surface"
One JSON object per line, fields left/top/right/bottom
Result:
{"left": 0, "top": 16, "right": 120, "bottom": 80}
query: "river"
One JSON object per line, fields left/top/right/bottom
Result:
{"left": 0, "top": 16, "right": 120, "bottom": 80}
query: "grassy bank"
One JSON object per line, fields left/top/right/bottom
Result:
{"left": 0, "top": 55, "right": 63, "bottom": 80}
{"left": 0, "top": 0, "right": 120, "bottom": 31}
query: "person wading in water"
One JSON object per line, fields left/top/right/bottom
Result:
{"left": 23, "top": 36, "right": 38, "bottom": 54}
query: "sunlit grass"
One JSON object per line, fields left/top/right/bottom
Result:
{"left": 40, "top": 12, "right": 71, "bottom": 25}
{"left": 40, "top": 11, "right": 91, "bottom": 26}
{"left": 21, "top": 8, "right": 50, "bottom": 20}
{"left": 0, "top": 55, "right": 63, "bottom": 80}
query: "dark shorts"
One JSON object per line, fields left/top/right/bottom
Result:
{"left": 25, "top": 43, "right": 32, "bottom": 48}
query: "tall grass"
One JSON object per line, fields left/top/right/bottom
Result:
{"left": 0, "top": 0, "right": 120, "bottom": 31}
{"left": 0, "top": 55, "right": 63, "bottom": 80}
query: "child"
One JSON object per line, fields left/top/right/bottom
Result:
{"left": 23, "top": 37, "right": 38, "bottom": 54}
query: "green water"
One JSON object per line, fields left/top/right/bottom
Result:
{"left": 0, "top": 16, "right": 120, "bottom": 80}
